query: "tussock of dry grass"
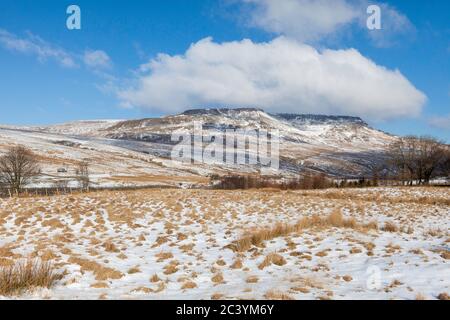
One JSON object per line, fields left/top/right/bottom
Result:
{"left": 437, "top": 292, "right": 450, "bottom": 300}
{"left": 230, "top": 258, "right": 243, "bottom": 269}
{"left": 382, "top": 221, "right": 399, "bottom": 233}
{"left": 439, "top": 251, "right": 450, "bottom": 260}
{"left": 258, "top": 253, "right": 287, "bottom": 270}
{"left": 216, "top": 259, "right": 226, "bottom": 266}
{"left": 315, "top": 250, "right": 328, "bottom": 257}
{"left": 0, "top": 259, "right": 61, "bottom": 296}
{"left": 0, "top": 258, "right": 14, "bottom": 268}
{"left": 246, "top": 275, "right": 259, "bottom": 283}
{"left": 156, "top": 252, "right": 173, "bottom": 262}
{"left": 150, "top": 274, "right": 161, "bottom": 283}
{"left": 342, "top": 275, "right": 353, "bottom": 282}
{"left": 229, "top": 210, "right": 378, "bottom": 252}
{"left": 181, "top": 281, "right": 197, "bottom": 289}
{"left": 127, "top": 266, "right": 141, "bottom": 274}
{"left": 68, "top": 257, "right": 123, "bottom": 281}
{"left": 102, "top": 241, "right": 120, "bottom": 253}
{"left": 211, "top": 293, "right": 224, "bottom": 300}
{"left": 426, "top": 228, "right": 443, "bottom": 237}
{"left": 163, "top": 261, "right": 179, "bottom": 275}
{"left": 264, "top": 290, "right": 295, "bottom": 300}
{"left": 349, "top": 246, "right": 363, "bottom": 254}
{"left": 211, "top": 273, "right": 224, "bottom": 284}
{"left": 291, "top": 286, "right": 310, "bottom": 293}
{"left": 131, "top": 286, "right": 153, "bottom": 294}
{"left": 91, "top": 282, "right": 109, "bottom": 288}
{"left": 415, "top": 293, "right": 427, "bottom": 300}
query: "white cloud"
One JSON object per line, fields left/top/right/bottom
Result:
{"left": 241, "top": 0, "right": 413, "bottom": 46}
{"left": 0, "top": 29, "right": 114, "bottom": 72}
{"left": 429, "top": 115, "right": 450, "bottom": 131}
{"left": 0, "top": 29, "right": 77, "bottom": 68}
{"left": 83, "top": 50, "right": 112, "bottom": 69}
{"left": 243, "top": 0, "right": 358, "bottom": 42}
{"left": 118, "top": 37, "right": 426, "bottom": 121}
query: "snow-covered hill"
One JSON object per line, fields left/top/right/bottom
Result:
{"left": 0, "top": 108, "right": 398, "bottom": 187}
{"left": 29, "top": 120, "right": 123, "bottom": 136}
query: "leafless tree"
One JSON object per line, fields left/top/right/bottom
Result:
{"left": 75, "top": 161, "right": 90, "bottom": 191}
{"left": 388, "top": 136, "right": 447, "bottom": 185}
{"left": 0, "top": 146, "right": 40, "bottom": 194}
{"left": 440, "top": 147, "right": 450, "bottom": 178}
{"left": 416, "top": 137, "right": 447, "bottom": 184}
{"left": 53, "top": 179, "right": 69, "bottom": 190}
{"left": 365, "top": 160, "right": 390, "bottom": 186}
{"left": 389, "top": 136, "right": 417, "bottom": 185}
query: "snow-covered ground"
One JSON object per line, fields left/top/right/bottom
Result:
{"left": 0, "top": 187, "right": 448, "bottom": 300}
{"left": 0, "top": 127, "right": 212, "bottom": 188}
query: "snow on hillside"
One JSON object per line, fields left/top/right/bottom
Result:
{"left": 0, "top": 127, "right": 210, "bottom": 188}
{"left": 101, "top": 108, "right": 395, "bottom": 152}
{"left": 0, "top": 108, "right": 399, "bottom": 183}
{"left": 29, "top": 120, "right": 123, "bottom": 137}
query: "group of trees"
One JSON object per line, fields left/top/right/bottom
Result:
{"left": 388, "top": 135, "right": 450, "bottom": 185}
{"left": 74, "top": 161, "right": 90, "bottom": 191}
{"left": 0, "top": 145, "right": 91, "bottom": 195}
{"left": 211, "top": 173, "right": 334, "bottom": 190}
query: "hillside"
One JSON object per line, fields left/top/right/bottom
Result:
{"left": 0, "top": 108, "right": 397, "bottom": 188}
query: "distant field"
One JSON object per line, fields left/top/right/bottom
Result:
{"left": 0, "top": 187, "right": 448, "bottom": 300}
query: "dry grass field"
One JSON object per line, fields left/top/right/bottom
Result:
{"left": 0, "top": 187, "right": 448, "bottom": 300}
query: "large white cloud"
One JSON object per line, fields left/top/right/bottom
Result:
{"left": 118, "top": 36, "right": 426, "bottom": 120}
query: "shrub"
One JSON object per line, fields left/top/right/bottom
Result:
{"left": 382, "top": 221, "right": 399, "bottom": 232}
{"left": 0, "top": 259, "right": 61, "bottom": 296}
{"left": 327, "top": 209, "right": 344, "bottom": 227}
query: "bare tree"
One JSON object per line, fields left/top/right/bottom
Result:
{"left": 53, "top": 179, "right": 69, "bottom": 190}
{"left": 388, "top": 136, "right": 447, "bottom": 185}
{"left": 388, "top": 136, "right": 418, "bottom": 185}
{"left": 440, "top": 147, "right": 450, "bottom": 179}
{"left": 416, "top": 137, "right": 447, "bottom": 184}
{"left": 75, "top": 161, "right": 90, "bottom": 191}
{"left": 365, "top": 160, "right": 390, "bottom": 186}
{"left": 0, "top": 146, "right": 40, "bottom": 194}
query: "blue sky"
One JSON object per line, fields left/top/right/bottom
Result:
{"left": 0, "top": 0, "right": 449, "bottom": 142}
